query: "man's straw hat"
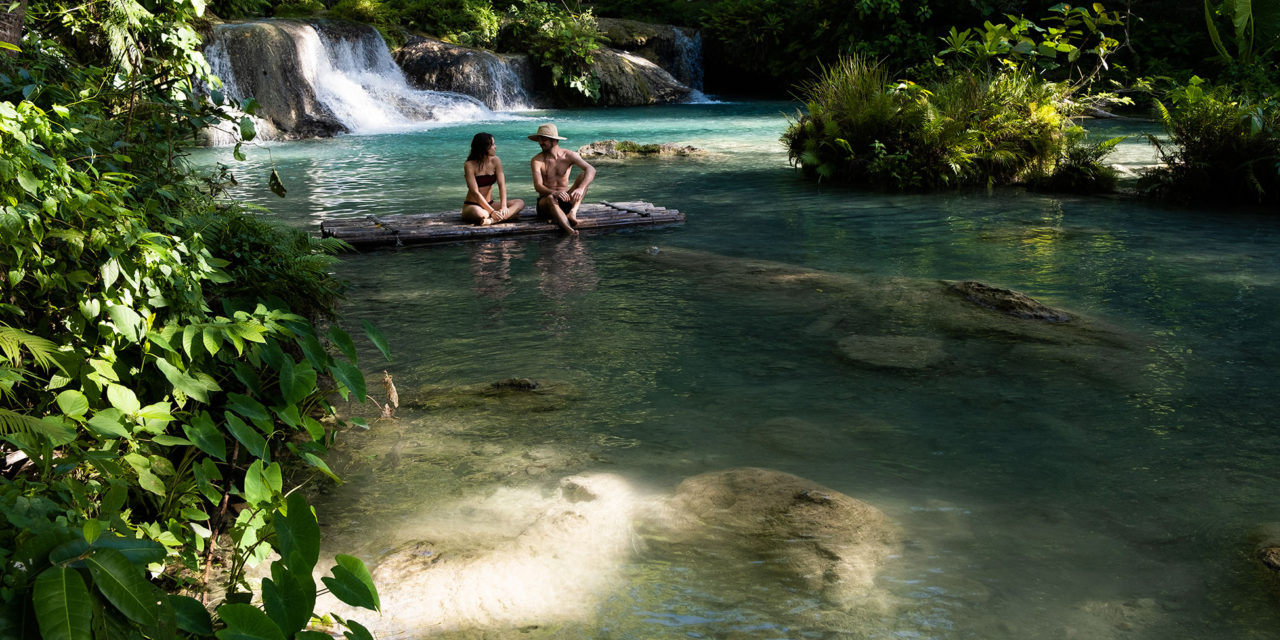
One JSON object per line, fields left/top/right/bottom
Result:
{"left": 529, "top": 123, "right": 567, "bottom": 141}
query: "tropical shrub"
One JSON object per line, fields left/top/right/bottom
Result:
{"left": 210, "top": 0, "right": 273, "bottom": 19}
{"left": 387, "top": 0, "right": 501, "bottom": 47}
{"left": 272, "top": 0, "right": 327, "bottom": 18}
{"left": 0, "top": 1, "right": 383, "bottom": 637}
{"left": 499, "top": 0, "right": 603, "bottom": 100}
{"left": 1140, "top": 77, "right": 1280, "bottom": 204}
{"left": 782, "top": 55, "right": 1103, "bottom": 191}
{"left": 700, "top": 0, "right": 935, "bottom": 88}
{"left": 331, "top": 0, "right": 403, "bottom": 46}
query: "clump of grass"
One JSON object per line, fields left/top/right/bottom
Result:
{"left": 782, "top": 54, "right": 1116, "bottom": 192}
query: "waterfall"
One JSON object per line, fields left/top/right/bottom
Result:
{"left": 470, "top": 54, "right": 534, "bottom": 111}
{"left": 671, "top": 28, "right": 704, "bottom": 92}
{"left": 203, "top": 20, "right": 499, "bottom": 144}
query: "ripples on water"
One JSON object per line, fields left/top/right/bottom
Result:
{"left": 192, "top": 102, "right": 1280, "bottom": 639}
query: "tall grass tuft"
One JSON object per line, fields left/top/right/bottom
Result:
{"left": 782, "top": 54, "right": 1115, "bottom": 192}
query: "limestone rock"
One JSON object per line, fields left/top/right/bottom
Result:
{"left": 204, "top": 20, "right": 348, "bottom": 139}
{"left": 646, "top": 467, "right": 900, "bottom": 607}
{"left": 577, "top": 139, "right": 705, "bottom": 158}
{"left": 947, "top": 280, "right": 1072, "bottom": 322}
{"left": 595, "top": 17, "right": 703, "bottom": 89}
{"left": 837, "top": 334, "right": 947, "bottom": 370}
{"left": 393, "top": 36, "right": 539, "bottom": 110}
{"left": 593, "top": 47, "right": 691, "bottom": 106}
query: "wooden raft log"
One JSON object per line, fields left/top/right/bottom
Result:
{"left": 319, "top": 201, "right": 684, "bottom": 249}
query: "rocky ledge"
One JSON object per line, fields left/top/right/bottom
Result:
{"left": 577, "top": 139, "right": 705, "bottom": 158}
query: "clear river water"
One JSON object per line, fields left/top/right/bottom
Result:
{"left": 193, "top": 102, "right": 1280, "bottom": 639}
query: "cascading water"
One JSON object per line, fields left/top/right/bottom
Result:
{"left": 202, "top": 20, "right": 501, "bottom": 144}
{"left": 671, "top": 28, "right": 718, "bottom": 104}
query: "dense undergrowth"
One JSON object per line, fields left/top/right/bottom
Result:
{"left": 0, "top": 1, "right": 383, "bottom": 637}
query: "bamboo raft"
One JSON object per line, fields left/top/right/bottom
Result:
{"left": 319, "top": 201, "right": 684, "bottom": 248}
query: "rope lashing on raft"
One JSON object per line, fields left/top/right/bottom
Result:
{"left": 366, "top": 214, "right": 404, "bottom": 247}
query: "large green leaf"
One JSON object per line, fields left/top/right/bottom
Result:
{"left": 243, "top": 460, "right": 282, "bottom": 507}
{"left": 214, "top": 603, "right": 286, "bottom": 640}
{"left": 225, "top": 413, "right": 269, "bottom": 461}
{"left": 227, "top": 393, "right": 270, "bottom": 422}
{"left": 83, "top": 548, "right": 160, "bottom": 625}
{"left": 274, "top": 492, "right": 320, "bottom": 573}
{"left": 329, "top": 360, "right": 366, "bottom": 403}
{"left": 262, "top": 563, "right": 315, "bottom": 638}
{"left": 321, "top": 555, "right": 379, "bottom": 612}
{"left": 33, "top": 567, "right": 92, "bottom": 640}
{"left": 328, "top": 326, "right": 357, "bottom": 364}
{"left": 55, "top": 390, "right": 89, "bottom": 419}
{"left": 154, "top": 358, "right": 220, "bottom": 404}
{"left": 106, "top": 305, "right": 143, "bottom": 343}
{"left": 106, "top": 384, "right": 141, "bottom": 415}
{"left": 280, "top": 358, "right": 318, "bottom": 405}
{"left": 342, "top": 618, "right": 375, "bottom": 640}
{"left": 86, "top": 408, "right": 128, "bottom": 440}
{"left": 169, "top": 594, "right": 213, "bottom": 635}
{"left": 183, "top": 411, "right": 227, "bottom": 461}
{"left": 361, "top": 320, "right": 391, "bottom": 362}
{"left": 50, "top": 535, "right": 166, "bottom": 568}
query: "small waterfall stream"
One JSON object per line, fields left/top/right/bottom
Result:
{"left": 203, "top": 20, "right": 500, "bottom": 144}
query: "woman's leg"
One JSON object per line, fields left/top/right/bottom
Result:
{"left": 461, "top": 203, "right": 492, "bottom": 226}
{"left": 492, "top": 198, "right": 525, "bottom": 222}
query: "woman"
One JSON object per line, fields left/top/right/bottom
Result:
{"left": 461, "top": 132, "right": 524, "bottom": 226}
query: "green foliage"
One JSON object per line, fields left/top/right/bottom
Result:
{"left": 387, "top": 0, "right": 501, "bottom": 47}
{"left": 1028, "top": 127, "right": 1123, "bottom": 193}
{"left": 331, "top": 0, "right": 403, "bottom": 46}
{"left": 272, "top": 0, "right": 327, "bottom": 18}
{"left": 700, "top": 0, "right": 935, "bottom": 88}
{"left": 499, "top": 0, "right": 603, "bottom": 100}
{"left": 1140, "top": 77, "right": 1280, "bottom": 204}
{"left": 934, "top": 3, "right": 1126, "bottom": 92}
{"left": 0, "top": 1, "right": 382, "bottom": 637}
{"left": 782, "top": 54, "right": 1105, "bottom": 191}
{"left": 211, "top": 0, "right": 274, "bottom": 19}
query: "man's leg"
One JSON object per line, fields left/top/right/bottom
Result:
{"left": 538, "top": 195, "right": 578, "bottom": 235}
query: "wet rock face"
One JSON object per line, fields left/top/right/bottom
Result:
{"left": 205, "top": 20, "right": 349, "bottom": 139}
{"left": 592, "top": 48, "right": 691, "bottom": 106}
{"left": 647, "top": 467, "right": 900, "bottom": 607}
{"left": 393, "top": 36, "right": 539, "bottom": 110}
{"left": 947, "top": 280, "right": 1073, "bottom": 322}
{"left": 595, "top": 17, "right": 703, "bottom": 89}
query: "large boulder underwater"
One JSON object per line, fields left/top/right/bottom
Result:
{"left": 632, "top": 246, "right": 1147, "bottom": 385}
{"left": 316, "top": 467, "right": 900, "bottom": 636}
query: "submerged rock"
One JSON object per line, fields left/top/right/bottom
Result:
{"left": 643, "top": 467, "right": 900, "bottom": 608}
{"left": 837, "top": 334, "right": 947, "bottom": 370}
{"left": 632, "top": 246, "right": 1144, "bottom": 387}
{"left": 577, "top": 139, "right": 705, "bottom": 158}
{"left": 947, "top": 280, "right": 1073, "bottom": 322}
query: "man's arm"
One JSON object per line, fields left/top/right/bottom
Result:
{"left": 530, "top": 156, "right": 552, "bottom": 198}
{"left": 567, "top": 152, "right": 596, "bottom": 202}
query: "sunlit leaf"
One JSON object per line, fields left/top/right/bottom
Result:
{"left": 321, "top": 555, "right": 379, "bottom": 612}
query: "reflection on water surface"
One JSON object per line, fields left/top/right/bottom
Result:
{"left": 195, "top": 102, "right": 1280, "bottom": 638}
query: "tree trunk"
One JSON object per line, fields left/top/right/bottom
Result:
{"left": 0, "top": 0, "right": 28, "bottom": 56}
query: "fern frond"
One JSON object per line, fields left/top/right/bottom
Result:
{"left": 0, "top": 325, "right": 58, "bottom": 371}
{"left": 0, "top": 408, "right": 48, "bottom": 438}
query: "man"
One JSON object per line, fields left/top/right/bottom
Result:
{"left": 529, "top": 123, "right": 596, "bottom": 236}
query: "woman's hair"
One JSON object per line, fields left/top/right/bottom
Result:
{"left": 467, "top": 132, "right": 494, "bottom": 163}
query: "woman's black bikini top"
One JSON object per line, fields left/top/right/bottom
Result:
{"left": 475, "top": 172, "right": 497, "bottom": 188}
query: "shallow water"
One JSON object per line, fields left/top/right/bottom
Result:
{"left": 193, "top": 102, "right": 1280, "bottom": 639}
